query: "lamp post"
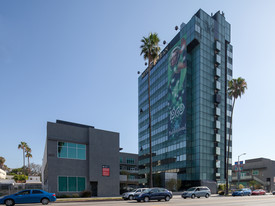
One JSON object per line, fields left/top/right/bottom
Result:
{"left": 237, "top": 153, "right": 246, "bottom": 188}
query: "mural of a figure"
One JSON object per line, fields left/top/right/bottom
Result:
{"left": 168, "top": 37, "right": 187, "bottom": 138}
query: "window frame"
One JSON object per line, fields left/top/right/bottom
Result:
{"left": 57, "top": 176, "right": 86, "bottom": 192}
{"left": 57, "top": 141, "right": 86, "bottom": 160}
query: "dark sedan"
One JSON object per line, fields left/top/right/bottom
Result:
{"left": 135, "top": 188, "right": 172, "bottom": 202}
{"left": 0, "top": 189, "right": 56, "bottom": 206}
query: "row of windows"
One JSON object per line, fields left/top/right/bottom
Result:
{"left": 57, "top": 142, "right": 86, "bottom": 160}
{"left": 58, "top": 176, "right": 85, "bottom": 192}
{"left": 140, "top": 135, "right": 168, "bottom": 151}
{"left": 120, "top": 157, "right": 135, "bottom": 164}
{"left": 154, "top": 141, "right": 186, "bottom": 155}
{"left": 138, "top": 100, "right": 167, "bottom": 127}
{"left": 138, "top": 74, "right": 167, "bottom": 101}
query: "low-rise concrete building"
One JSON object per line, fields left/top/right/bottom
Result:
{"left": 42, "top": 120, "right": 120, "bottom": 197}
{"left": 119, "top": 152, "right": 139, "bottom": 193}
{"left": 0, "top": 169, "right": 6, "bottom": 179}
{"left": 232, "top": 158, "right": 275, "bottom": 192}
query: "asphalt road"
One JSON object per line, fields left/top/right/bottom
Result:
{"left": 10, "top": 195, "right": 275, "bottom": 206}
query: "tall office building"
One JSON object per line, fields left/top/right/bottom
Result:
{"left": 138, "top": 9, "right": 233, "bottom": 191}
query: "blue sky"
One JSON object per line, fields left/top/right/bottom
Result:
{"left": 0, "top": 0, "right": 275, "bottom": 168}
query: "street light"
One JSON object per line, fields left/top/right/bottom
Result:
{"left": 238, "top": 153, "right": 246, "bottom": 188}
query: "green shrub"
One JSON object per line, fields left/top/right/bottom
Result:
{"left": 72, "top": 193, "right": 79, "bottom": 198}
{"left": 80, "top": 190, "right": 92, "bottom": 197}
{"left": 218, "top": 190, "right": 225, "bottom": 195}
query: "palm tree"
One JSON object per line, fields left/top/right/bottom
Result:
{"left": 225, "top": 77, "right": 247, "bottom": 194}
{"left": 25, "top": 146, "right": 32, "bottom": 171}
{"left": 140, "top": 32, "right": 160, "bottom": 188}
{"left": 18, "top": 142, "right": 28, "bottom": 169}
{"left": 0, "top": 156, "right": 5, "bottom": 169}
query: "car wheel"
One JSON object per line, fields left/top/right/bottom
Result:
{"left": 5, "top": 199, "right": 14, "bottom": 206}
{"left": 165, "top": 196, "right": 170, "bottom": 201}
{"left": 144, "top": 196, "right": 150, "bottom": 202}
{"left": 137, "top": 200, "right": 141, "bottom": 202}
{"left": 248, "top": 194, "right": 251, "bottom": 196}
{"left": 129, "top": 195, "right": 133, "bottom": 200}
{"left": 184, "top": 197, "right": 187, "bottom": 199}
{"left": 197, "top": 196, "right": 200, "bottom": 198}
{"left": 158, "top": 199, "right": 161, "bottom": 201}
{"left": 41, "top": 198, "right": 50, "bottom": 205}
{"left": 205, "top": 193, "right": 210, "bottom": 198}
{"left": 191, "top": 194, "right": 195, "bottom": 199}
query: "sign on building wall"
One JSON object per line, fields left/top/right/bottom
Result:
{"left": 168, "top": 36, "right": 187, "bottom": 139}
{"left": 102, "top": 165, "right": 110, "bottom": 177}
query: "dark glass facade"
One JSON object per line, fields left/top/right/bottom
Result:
{"left": 138, "top": 9, "right": 233, "bottom": 190}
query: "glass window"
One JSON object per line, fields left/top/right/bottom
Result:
{"left": 18, "top": 190, "right": 31, "bottom": 195}
{"left": 78, "top": 177, "right": 85, "bottom": 191}
{"left": 77, "top": 148, "right": 86, "bottom": 160}
{"left": 58, "top": 177, "right": 67, "bottom": 192}
{"left": 126, "top": 158, "right": 135, "bottom": 164}
{"left": 57, "top": 142, "right": 86, "bottom": 160}
{"left": 68, "top": 147, "right": 77, "bottom": 159}
{"left": 58, "top": 144, "right": 67, "bottom": 158}
{"left": 32, "top": 190, "right": 43, "bottom": 194}
{"left": 68, "top": 177, "right": 77, "bottom": 191}
{"left": 58, "top": 176, "right": 86, "bottom": 192}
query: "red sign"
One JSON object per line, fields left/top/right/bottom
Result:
{"left": 102, "top": 166, "right": 110, "bottom": 176}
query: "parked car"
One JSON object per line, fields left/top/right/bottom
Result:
{"left": 122, "top": 188, "right": 148, "bottom": 200}
{"left": 252, "top": 189, "right": 266, "bottom": 195}
{"left": 135, "top": 188, "right": 172, "bottom": 202}
{"left": 181, "top": 186, "right": 211, "bottom": 199}
{"left": 232, "top": 188, "right": 252, "bottom": 196}
{"left": 0, "top": 189, "right": 56, "bottom": 206}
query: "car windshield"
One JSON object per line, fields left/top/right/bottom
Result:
{"left": 187, "top": 187, "right": 196, "bottom": 191}
{"left": 130, "top": 189, "right": 137, "bottom": 192}
{"left": 236, "top": 189, "right": 243, "bottom": 191}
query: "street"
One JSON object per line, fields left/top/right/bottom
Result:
{"left": 14, "top": 195, "right": 275, "bottom": 206}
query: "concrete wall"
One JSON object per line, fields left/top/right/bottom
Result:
{"left": 46, "top": 122, "right": 89, "bottom": 194}
{"left": 89, "top": 128, "right": 119, "bottom": 196}
{"left": 44, "top": 121, "right": 120, "bottom": 196}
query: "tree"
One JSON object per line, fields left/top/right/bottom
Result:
{"left": 0, "top": 156, "right": 5, "bottom": 169}
{"left": 238, "top": 184, "right": 244, "bottom": 189}
{"left": 140, "top": 33, "right": 160, "bottom": 188}
{"left": 225, "top": 77, "right": 247, "bottom": 194}
{"left": 29, "top": 163, "right": 42, "bottom": 176}
{"left": 18, "top": 142, "right": 28, "bottom": 168}
{"left": 13, "top": 174, "right": 28, "bottom": 183}
{"left": 25, "top": 146, "right": 32, "bottom": 170}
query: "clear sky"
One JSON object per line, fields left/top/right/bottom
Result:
{"left": 0, "top": 0, "right": 275, "bottom": 169}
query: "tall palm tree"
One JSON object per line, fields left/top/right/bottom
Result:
{"left": 140, "top": 32, "right": 160, "bottom": 188}
{"left": 18, "top": 142, "right": 28, "bottom": 169}
{"left": 0, "top": 156, "right": 5, "bottom": 169}
{"left": 25, "top": 146, "right": 32, "bottom": 171}
{"left": 225, "top": 77, "right": 247, "bottom": 194}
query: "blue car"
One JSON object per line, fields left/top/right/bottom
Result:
{"left": 135, "top": 188, "right": 172, "bottom": 202}
{"left": 0, "top": 189, "right": 56, "bottom": 206}
{"left": 232, "top": 188, "right": 252, "bottom": 196}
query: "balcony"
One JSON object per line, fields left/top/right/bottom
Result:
{"left": 232, "top": 175, "right": 252, "bottom": 181}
